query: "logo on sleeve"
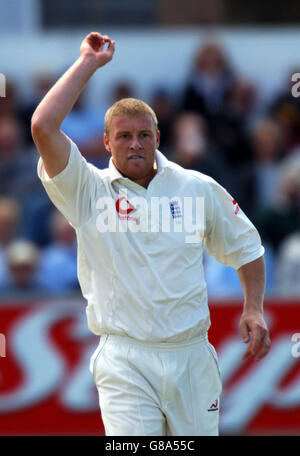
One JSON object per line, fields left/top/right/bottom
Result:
{"left": 232, "top": 198, "right": 240, "bottom": 215}
{"left": 226, "top": 189, "right": 240, "bottom": 215}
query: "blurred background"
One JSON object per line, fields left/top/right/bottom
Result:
{"left": 0, "top": 0, "right": 300, "bottom": 436}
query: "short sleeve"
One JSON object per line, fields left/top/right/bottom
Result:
{"left": 204, "top": 179, "right": 264, "bottom": 270}
{"left": 37, "top": 140, "right": 99, "bottom": 228}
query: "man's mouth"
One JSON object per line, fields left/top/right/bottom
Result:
{"left": 128, "top": 155, "right": 144, "bottom": 161}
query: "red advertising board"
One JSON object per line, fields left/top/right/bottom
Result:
{"left": 0, "top": 298, "right": 299, "bottom": 435}
{"left": 209, "top": 300, "right": 300, "bottom": 435}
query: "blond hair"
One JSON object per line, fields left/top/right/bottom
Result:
{"left": 104, "top": 98, "right": 159, "bottom": 137}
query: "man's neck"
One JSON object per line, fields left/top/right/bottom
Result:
{"left": 132, "top": 167, "right": 157, "bottom": 189}
{"left": 114, "top": 159, "right": 158, "bottom": 189}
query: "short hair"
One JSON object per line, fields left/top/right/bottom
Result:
{"left": 104, "top": 98, "right": 159, "bottom": 137}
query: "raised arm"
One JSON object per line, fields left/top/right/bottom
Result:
{"left": 237, "top": 256, "right": 271, "bottom": 361}
{"left": 31, "top": 32, "right": 115, "bottom": 178}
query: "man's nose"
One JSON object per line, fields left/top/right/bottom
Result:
{"left": 129, "top": 137, "right": 142, "bottom": 150}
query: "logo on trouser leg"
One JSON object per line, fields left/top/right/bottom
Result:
{"left": 207, "top": 399, "right": 219, "bottom": 411}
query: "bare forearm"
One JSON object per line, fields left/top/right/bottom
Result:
{"left": 32, "top": 56, "right": 98, "bottom": 132}
{"left": 237, "top": 255, "right": 270, "bottom": 361}
{"left": 237, "top": 256, "right": 266, "bottom": 314}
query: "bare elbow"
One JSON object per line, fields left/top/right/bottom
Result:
{"left": 31, "top": 113, "right": 58, "bottom": 143}
{"left": 31, "top": 114, "right": 47, "bottom": 141}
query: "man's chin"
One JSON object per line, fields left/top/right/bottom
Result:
{"left": 126, "top": 162, "right": 148, "bottom": 178}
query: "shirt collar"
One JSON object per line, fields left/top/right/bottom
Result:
{"left": 108, "top": 149, "right": 171, "bottom": 183}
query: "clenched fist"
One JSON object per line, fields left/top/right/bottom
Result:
{"left": 80, "top": 32, "right": 115, "bottom": 68}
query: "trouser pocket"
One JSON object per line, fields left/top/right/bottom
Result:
{"left": 207, "top": 342, "right": 222, "bottom": 384}
{"left": 90, "top": 334, "right": 109, "bottom": 377}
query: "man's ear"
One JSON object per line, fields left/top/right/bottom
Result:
{"left": 156, "top": 130, "right": 161, "bottom": 149}
{"left": 104, "top": 133, "right": 111, "bottom": 153}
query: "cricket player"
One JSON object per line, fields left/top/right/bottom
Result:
{"left": 31, "top": 32, "right": 271, "bottom": 436}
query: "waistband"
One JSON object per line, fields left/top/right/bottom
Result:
{"left": 104, "top": 332, "right": 208, "bottom": 351}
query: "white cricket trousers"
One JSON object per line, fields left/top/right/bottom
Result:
{"left": 90, "top": 333, "right": 222, "bottom": 436}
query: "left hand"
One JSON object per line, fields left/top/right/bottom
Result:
{"left": 239, "top": 310, "right": 271, "bottom": 361}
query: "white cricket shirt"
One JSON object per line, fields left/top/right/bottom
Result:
{"left": 38, "top": 141, "right": 264, "bottom": 342}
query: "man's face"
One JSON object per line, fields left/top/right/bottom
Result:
{"left": 104, "top": 114, "right": 160, "bottom": 186}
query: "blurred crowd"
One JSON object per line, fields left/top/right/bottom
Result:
{"left": 0, "top": 37, "right": 300, "bottom": 298}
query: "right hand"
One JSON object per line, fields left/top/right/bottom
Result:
{"left": 80, "top": 32, "right": 115, "bottom": 68}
